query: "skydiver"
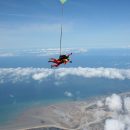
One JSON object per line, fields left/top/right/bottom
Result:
{"left": 48, "top": 53, "right": 72, "bottom": 68}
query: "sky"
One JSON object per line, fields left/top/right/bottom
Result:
{"left": 0, "top": 0, "right": 130, "bottom": 49}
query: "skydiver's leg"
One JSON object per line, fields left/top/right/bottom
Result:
{"left": 51, "top": 58, "right": 56, "bottom": 60}
{"left": 48, "top": 60, "right": 53, "bottom": 62}
{"left": 53, "top": 62, "right": 62, "bottom": 67}
{"left": 51, "top": 63, "right": 60, "bottom": 68}
{"left": 48, "top": 58, "right": 54, "bottom": 62}
{"left": 48, "top": 58, "right": 57, "bottom": 63}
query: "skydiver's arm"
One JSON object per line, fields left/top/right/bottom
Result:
{"left": 67, "top": 53, "right": 72, "bottom": 57}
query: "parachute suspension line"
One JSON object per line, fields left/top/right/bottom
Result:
{"left": 60, "top": 4, "right": 64, "bottom": 55}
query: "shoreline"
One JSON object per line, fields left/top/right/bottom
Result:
{"left": 20, "top": 125, "right": 71, "bottom": 130}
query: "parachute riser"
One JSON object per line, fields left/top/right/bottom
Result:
{"left": 60, "top": 4, "right": 64, "bottom": 55}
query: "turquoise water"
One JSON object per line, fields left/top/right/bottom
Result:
{"left": 0, "top": 98, "right": 72, "bottom": 126}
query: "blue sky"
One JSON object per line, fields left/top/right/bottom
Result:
{"left": 0, "top": 0, "right": 130, "bottom": 49}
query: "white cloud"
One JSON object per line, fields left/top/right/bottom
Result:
{"left": 104, "top": 94, "right": 130, "bottom": 130}
{"left": 55, "top": 67, "right": 130, "bottom": 80}
{"left": 105, "top": 94, "right": 122, "bottom": 112}
{"left": 124, "top": 97, "right": 130, "bottom": 113}
{"left": 64, "top": 91, "right": 73, "bottom": 97}
{"left": 104, "top": 119, "right": 125, "bottom": 130}
{"left": 97, "top": 100, "right": 104, "bottom": 107}
{"left": 32, "top": 70, "right": 53, "bottom": 81}
{"left": 0, "top": 67, "right": 130, "bottom": 84}
{"left": 0, "top": 52, "right": 14, "bottom": 57}
{"left": 37, "top": 48, "right": 87, "bottom": 56}
{"left": 0, "top": 48, "right": 87, "bottom": 57}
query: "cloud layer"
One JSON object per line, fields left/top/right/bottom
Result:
{"left": 0, "top": 48, "right": 87, "bottom": 57}
{"left": 102, "top": 94, "right": 130, "bottom": 130}
{"left": 105, "top": 119, "right": 125, "bottom": 130}
{"left": 105, "top": 94, "right": 122, "bottom": 112}
{"left": 0, "top": 52, "right": 14, "bottom": 57}
{"left": 0, "top": 67, "right": 130, "bottom": 84}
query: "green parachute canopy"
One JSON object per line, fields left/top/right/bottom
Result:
{"left": 60, "top": 0, "right": 67, "bottom": 4}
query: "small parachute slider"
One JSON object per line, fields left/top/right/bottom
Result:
{"left": 60, "top": 0, "right": 67, "bottom": 4}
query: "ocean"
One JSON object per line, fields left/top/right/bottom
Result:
{"left": 0, "top": 48, "right": 130, "bottom": 126}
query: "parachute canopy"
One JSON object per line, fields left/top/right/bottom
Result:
{"left": 60, "top": 0, "right": 67, "bottom": 4}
